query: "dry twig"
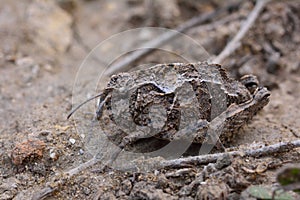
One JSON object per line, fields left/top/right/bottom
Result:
{"left": 160, "top": 140, "right": 300, "bottom": 169}
{"left": 213, "top": 0, "right": 271, "bottom": 64}
{"left": 188, "top": 12, "right": 243, "bottom": 33}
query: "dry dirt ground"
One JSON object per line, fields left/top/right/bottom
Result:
{"left": 0, "top": 0, "right": 300, "bottom": 199}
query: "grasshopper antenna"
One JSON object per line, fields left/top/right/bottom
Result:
{"left": 67, "top": 92, "right": 103, "bottom": 119}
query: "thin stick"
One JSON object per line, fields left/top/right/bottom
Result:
{"left": 213, "top": 0, "right": 270, "bottom": 64}
{"left": 188, "top": 12, "right": 243, "bottom": 33}
{"left": 104, "top": 2, "right": 241, "bottom": 76}
{"left": 160, "top": 140, "right": 300, "bottom": 169}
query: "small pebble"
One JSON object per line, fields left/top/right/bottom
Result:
{"left": 16, "top": 57, "right": 34, "bottom": 67}
{"left": 39, "top": 130, "right": 51, "bottom": 136}
{"left": 69, "top": 138, "right": 76, "bottom": 144}
{"left": 43, "top": 63, "right": 54, "bottom": 72}
{"left": 83, "top": 187, "right": 91, "bottom": 195}
{"left": 79, "top": 149, "right": 84, "bottom": 155}
{"left": 49, "top": 148, "right": 59, "bottom": 160}
{"left": 50, "top": 152, "right": 59, "bottom": 160}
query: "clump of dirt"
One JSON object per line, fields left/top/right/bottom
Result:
{"left": 11, "top": 138, "right": 45, "bottom": 166}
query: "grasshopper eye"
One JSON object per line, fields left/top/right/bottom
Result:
{"left": 240, "top": 75, "right": 259, "bottom": 94}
